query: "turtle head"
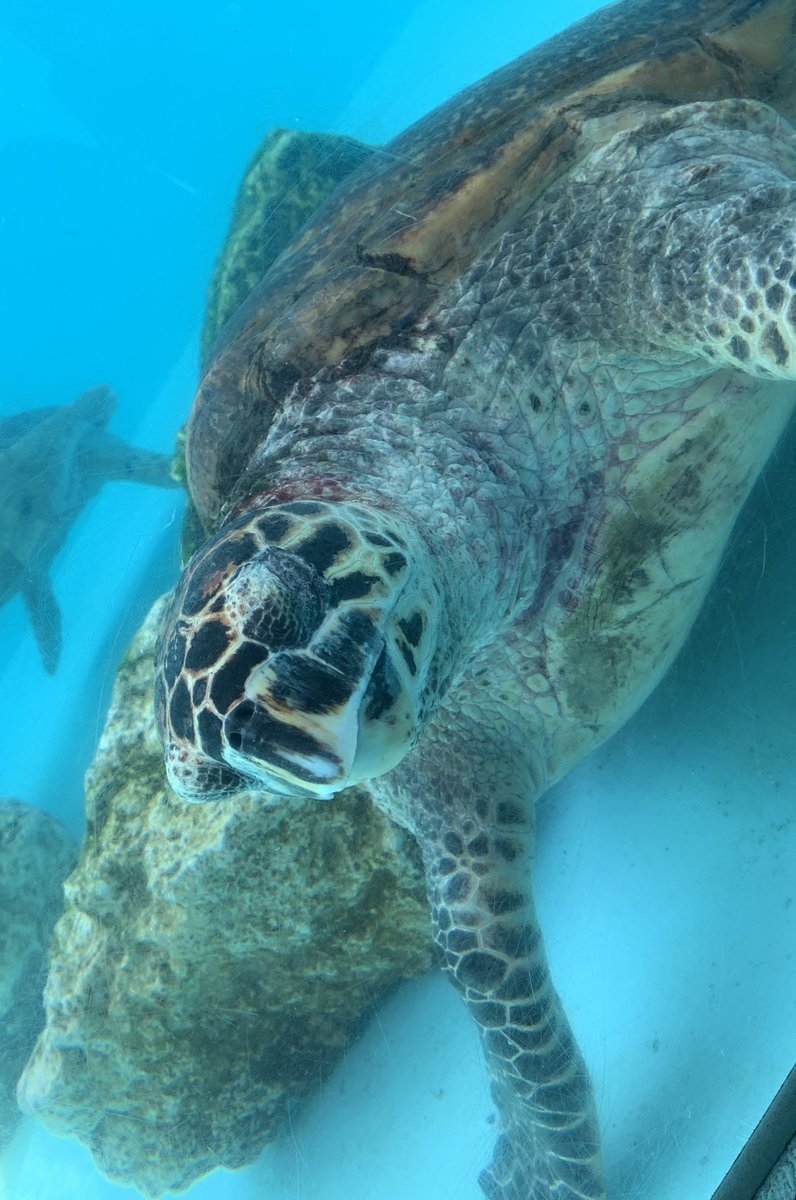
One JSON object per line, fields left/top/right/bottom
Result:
{"left": 155, "top": 500, "right": 437, "bottom": 802}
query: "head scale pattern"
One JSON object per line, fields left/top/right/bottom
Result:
{"left": 155, "top": 499, "right": 438, "bottom": 802}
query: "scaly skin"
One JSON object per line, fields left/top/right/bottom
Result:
{"left": 157, "top": 100, "right": 796, "bottom": 1198}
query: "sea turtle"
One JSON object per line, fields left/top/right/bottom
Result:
{"left": 0, "top": 386, "right": 176, "bottom": 674}
{"left": 154, "top": 0, "right": 796, "bottom": 1194}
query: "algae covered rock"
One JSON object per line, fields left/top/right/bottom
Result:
{"left": 18, "top": 597, "right": 433, "bottom": 1196}
{"left": 0, "top": 799, "right": 76, "bottom": 1148}
{"left": 201, "top": 129, "right": 373, "bottom": 369}
{"left": 178, "top": 128, "right": 372, "bottom": 563}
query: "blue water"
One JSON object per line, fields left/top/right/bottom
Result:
{"left": 1, "top": 1, "right": 794, "bottom": 1198}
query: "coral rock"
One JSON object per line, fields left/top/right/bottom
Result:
{"left": 0, "top": 799, "right": 76, "bottom": 1148}
{"left": 18, "top": 596, "right": 432, "bottom": 1197}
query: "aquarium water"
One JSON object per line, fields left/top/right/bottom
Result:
{"left": 0, "top": 1, "right": 794, "bottom": 1198}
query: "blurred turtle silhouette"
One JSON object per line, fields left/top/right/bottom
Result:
{"left": 0, "top": 385, "right": 177, "bottom": 673}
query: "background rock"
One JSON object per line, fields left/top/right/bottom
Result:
{"left": 0, "top": 799, "right": 76, "bottom": 1149}
{"left": 200, "top": 128, "right": 373, "bottom": 370}
{"left": 17, "top": 596, "right": 433, "bottom": 1197}
{"left": 177, "top": 128, "right": 373, "bottom": 564}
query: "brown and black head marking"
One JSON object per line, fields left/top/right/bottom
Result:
{"left": 155, "top": 499, "right": 438, "bottom": 803}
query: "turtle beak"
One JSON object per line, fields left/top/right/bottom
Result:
{"left": 222, "top": 607, "right": 385, "bottom": 798}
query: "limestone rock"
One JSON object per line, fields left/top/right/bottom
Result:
{"left": 18, "top": 595, "right": 433, "bottom": 1197}
{"left": 756, "top": 1136, "right": 796, "bottom": 1200}
{"left": 0, "top": 799, "right": 76, "bottom": 1148}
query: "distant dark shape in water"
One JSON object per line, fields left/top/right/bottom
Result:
{"left": 0, "top": 385, "right": 177, "bottom": 674}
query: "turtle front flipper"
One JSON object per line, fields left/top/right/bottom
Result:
{"left": 375, "top": 683, "right": 604, "bottom": 1200}
{"left": 85, "top": 434, "right": 177, "bottom": 490}
{"left": 535, "top": 99, "right": 796, "bottom": 382}
{"left": 20, "top": 569, "right": 62, "bottom": 674}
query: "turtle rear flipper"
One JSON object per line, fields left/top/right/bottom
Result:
{"left": 20, "top": 570, "right": 62, "bottom": 674}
